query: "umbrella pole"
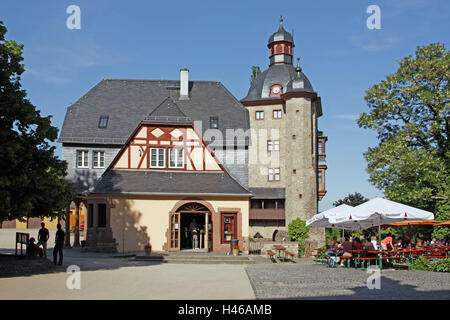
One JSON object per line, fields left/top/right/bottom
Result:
{"left": 378, "top": 218, "right": 382, "bottom": 269}
{"left": 409, "top": 225, "right": 412, "bottom": 249}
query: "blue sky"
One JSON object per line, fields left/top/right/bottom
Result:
{"left": 1, "top": 0, "right": 449, "bottom": 211}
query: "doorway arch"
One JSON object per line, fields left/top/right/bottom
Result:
{"left": 169, "top": 201, "right": 214, "bottom": 252}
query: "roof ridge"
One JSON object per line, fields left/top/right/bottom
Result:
{"left": 103, "top": 78, "right": 222, "bottom": 84}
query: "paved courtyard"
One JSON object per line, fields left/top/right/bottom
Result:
{"left": 245, "top": 259, "right": 450, "bottom": 299}
{"left": 0, "top": 247, "right": 449, "bottom": 300}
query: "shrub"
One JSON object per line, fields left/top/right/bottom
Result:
{"left": 288, "top": 218, "right": 310, "bottom": 256}
{"left": 412, "top": 256, "right": 433, "bottom": 271}
{"left": 433, "top": 258, "right": 450, "bottom": 273}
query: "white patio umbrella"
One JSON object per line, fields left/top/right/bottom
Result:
{"left": 328, "top": 197, "right": 435, "bottom": 247}
{"left": 306, "top": 204, "right": 354, "bottom": 228}
{"left": 306, "top": 204, "right": 359, "bottom": 238}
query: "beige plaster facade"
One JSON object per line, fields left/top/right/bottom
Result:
{"left": 88, "top": 195, "right": 249, "bottom": 253}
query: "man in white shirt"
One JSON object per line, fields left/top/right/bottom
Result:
{"left": 371, "top": 236, "right": 378, "bottom": 250}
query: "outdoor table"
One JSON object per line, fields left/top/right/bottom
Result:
{"left": 368, "top": 250, "right": 395, "bottom": 269}
{"left": 273, "top": 245, "right": 287, "bottom": 261}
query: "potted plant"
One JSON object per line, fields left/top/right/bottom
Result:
{"left": 232, "top": 245, "right": 240, "bottom": 256}
{"left": 144, "top": 243, "right": 152, "bottom": 255}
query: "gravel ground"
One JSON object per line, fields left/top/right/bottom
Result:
{"left": 245, "top": 259, "right": 450, "bottom": 300}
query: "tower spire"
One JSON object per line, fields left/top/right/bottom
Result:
{"left": 296, "top": 57, "right": 302, "bottom": 73}
{"left": 268, "top": 17, "right": 294, "bottom": 66}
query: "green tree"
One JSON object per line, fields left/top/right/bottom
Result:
{"left": 0, "top": 21, "right": 75, "bottom": 223}
{"left": 332, "top": 192, "right": 369, "bottom": 207}
{"left": 250, "top": 66, "right": 261, "bottom": 85}
{"left": 357, "top": 43, "right": 449, "bottom": 237}
{"left": 288, "top": 218, "right": 309, "bottom": 255}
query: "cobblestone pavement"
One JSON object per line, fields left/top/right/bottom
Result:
{"left": 245, "top": 259, "right": 450, "bottom": 300}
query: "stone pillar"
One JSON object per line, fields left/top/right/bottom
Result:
{"left": 64, "top": 204, "right": 72, "bottom": 248}
{"left": 73, "top": 202, "right": 80, "bottom": 247}
{"left": 205, "top": 213, "right": 209, "bottom": 252}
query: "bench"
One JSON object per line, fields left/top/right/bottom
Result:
{"left": 339, "top": 256, "right": 353, "bottom": 268}
{"left": 267, "top": 250, "right": 278, "bottom": 263}
{"left": 353, "top": 257, "right": 378, "bottom": 270}
{"left": 311, "top": 254, "right": 328, "bottom": 264}
{"left": 285, "top": 251, "right": 296, "bottom": 261}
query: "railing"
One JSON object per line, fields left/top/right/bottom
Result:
{"left": 248, "top": 240, "right": 262, "bottom": 255}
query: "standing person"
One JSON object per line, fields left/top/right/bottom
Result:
{"left": 189, "top": 219, "right": 198, "bottom": 249}
{"left": 381, "top": 235, "right": 395, "bottom": 250}
{"left": 36, "top": 222, "right": 49, "bottom": 258}
{"left": 53, "top": 223, "right": 65, "bottom": 265}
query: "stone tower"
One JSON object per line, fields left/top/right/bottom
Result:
{"left": 241, "top": 18, "right": 327, "bottom": 245}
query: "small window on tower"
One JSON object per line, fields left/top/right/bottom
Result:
{"left": 98, "top": 116, "right": 109, "bottom": 128}
{"left": 210, "top": 116, "right": 219, "bottom": 129}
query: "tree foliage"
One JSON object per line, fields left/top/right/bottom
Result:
{"left": 0, "top": 21, "right": 75, "bottom": 222}
{"left": 288, "top": 218, "right": 309, "bottom": 255}
{"left": 250, "top": 66, "right": 261, "bottom": 85}
{"left": 328, "top": 193, "right": 370, "bottom": 239}
{"left": 357, "top": 43, "right": 449, "bottom": 227}
{"left": 332, "top": 192, "right": 369, "bottom": 207}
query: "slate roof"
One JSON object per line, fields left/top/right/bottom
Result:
{"left": 59, "top": 79, "right": 249, "bottom": 146}
{"left": 268, "top": 19, "right": 294, "bottom": 45}
{"left": 144, "top": 97, "right": 192, "bottom": 124}
{"left": 242, "top": 64, "right": 314, "bottom": 102}
{"left": 91, "top": 170, "right": 251, "bottom": 196}
{"left": 249, "top": 187, "right": 285, "bottom": 199}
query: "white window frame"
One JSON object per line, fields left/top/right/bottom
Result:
{"left": 150, "top": 148, "right": 165, "bottom": 168}
{"left": 76, "top": 150, "right": 89, "bottom": 168}
{"left": 256, "top": 111, "right": 264, "bottom": 120}
{"left": 268, "top": 168, "right": 280, "bottom": 181}
{"left": 268, "top": 140, "right": 279, "bottom": 151}
{"left": 93, "top": 151, "right": 105, "bottom": 169}
{"left": 169, "top": 148, "right": 184, "bottom": 169}
{"left": 273, "top": 109, "right": 282, "bottom": 119}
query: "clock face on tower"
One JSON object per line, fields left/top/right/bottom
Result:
{"left": 270, "top": 85, "right": 282, "bottom": 96}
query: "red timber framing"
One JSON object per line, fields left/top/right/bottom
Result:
{"left": 108, "top": 122, "right": 227, "bottom": 173}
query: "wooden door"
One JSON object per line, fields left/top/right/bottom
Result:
{"left": 169, "top": 212, "right": 181, "bottom": 251}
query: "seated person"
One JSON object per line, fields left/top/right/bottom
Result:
{"left": 338, "top": 237, "right": 353, "bottom": 266}
{"left": 326, "top": 236, "right": 338, "bottom": 257}
{"left": 362, "top": 238, "right": 376, "bottom": 257}
{"left": 416, "top": 238, "right": 423, "bottom": 248}
{"left": 371, "top": 236, "right": 379, "bottom": 250}
{"left": 26, "top": 237, "right": 43, "bottom": 258}
{"left": 353, "top": 237, "right": 363, "bottom": 251}
{"left": 400, "top": 236, "right": 410, "bottom": 249}
{"left": 328, "top": 236, "right": 338, "bottom": 249}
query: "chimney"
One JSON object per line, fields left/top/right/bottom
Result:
{"left": 179, "top": 68, "right": 189, "bottom": 100}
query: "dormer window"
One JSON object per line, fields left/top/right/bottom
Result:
{"left": 98, "top": 115, "right": 109, "bottom": 128}
{"left": 210, "top": 116, "right": 219, "bottom": 129}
